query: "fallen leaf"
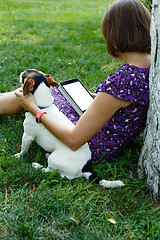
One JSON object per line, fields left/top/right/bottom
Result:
{"left": 107, "top": 218, "right": 117, "bottom": 224}
{"left": 29, "top": 188, "right": 37, "bottom": 197}
{"left": 70, "top": 216, "right": 80, "bottom": 225}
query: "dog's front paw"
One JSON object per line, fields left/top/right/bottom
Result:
{"left": 14, "top": 152, "right": 22, "bottom": 158}
{"left": 14, "top": 149, "right": 27, "bottom": 158}
{"left": 32, "top": 162, "right": 43, "bottom": 169}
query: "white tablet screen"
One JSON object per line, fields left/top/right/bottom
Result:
{"left": 63, "top": 81, "right": 94, "bottom": 111}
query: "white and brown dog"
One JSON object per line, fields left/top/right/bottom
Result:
{"left": 16, "top": 69, "right": 124, "bottom": 188}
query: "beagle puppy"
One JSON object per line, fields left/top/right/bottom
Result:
{"left": 15, "top": 69, "right": 124, "bottom": 188}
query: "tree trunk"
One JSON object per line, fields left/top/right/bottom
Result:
{"left": 138, "top": 0, "right": 160, "bottom": 200}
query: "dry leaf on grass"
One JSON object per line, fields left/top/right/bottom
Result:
{"left": 70, "top": 216, "right": 80, "bottom": 225}
{"left": 29, "top": 188, "right": 37, "bottom": 197}
{"left": 107, "top": 218, "right": 117, "bottom": 224}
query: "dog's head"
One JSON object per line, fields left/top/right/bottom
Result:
{"left": 20, "top": 69, "right": 59, "bottom": 96}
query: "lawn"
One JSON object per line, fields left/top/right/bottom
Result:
{"left": 0, "top": 0, "right": 160, "bottom": 239}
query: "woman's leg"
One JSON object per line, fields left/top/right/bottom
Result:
{"left": 0, "top": 90, "right": 23, "bottom": 115}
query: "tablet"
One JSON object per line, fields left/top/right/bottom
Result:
{"left": 59, "top": 78, "right": 94, "bottom": 116}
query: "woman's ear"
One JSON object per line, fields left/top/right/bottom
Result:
{"left": 45, "top": 74, "right": 60, "bottom": 88}
{"left": 23, "top": 78, "right": 35, "bottom": 96}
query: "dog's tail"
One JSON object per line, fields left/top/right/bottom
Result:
{"left": 82, "top": 160, "right": 125, "bottom": 188}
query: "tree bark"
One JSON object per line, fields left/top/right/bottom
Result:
{"left": 138, "top": 0, "right": 160, "bottom": 200}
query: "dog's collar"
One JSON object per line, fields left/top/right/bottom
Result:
{"left": 26, "top": 102, "right": 53, "bottom": 112}
{"left": 38, "top": 101, "right": 54, "bottom": 109}
{"left": 38, "top": 106, "right": 47, "bottom": 110}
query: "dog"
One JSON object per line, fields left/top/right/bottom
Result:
{"left": 15, "top": 69, "right": 125, "bottom": 188}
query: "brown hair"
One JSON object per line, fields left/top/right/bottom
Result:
{"left": 102, "top": 0, "right": 151, "bottom": 57}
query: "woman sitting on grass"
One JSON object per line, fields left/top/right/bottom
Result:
{"left": 0, "top": 0, "right": 151, "bottom": 164}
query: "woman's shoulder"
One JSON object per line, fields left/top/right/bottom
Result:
{"left": 96, "top": 64, "right": 149, "bottom": 104}
{"left": 109, "top": 63, "right": 149, "bottom": 81}
{"left": 97, "top": 64, "right": 149, "bottom": 89}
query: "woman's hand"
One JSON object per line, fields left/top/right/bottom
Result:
{"left": 14, "top": 89, "right": 40, "bottom": 116}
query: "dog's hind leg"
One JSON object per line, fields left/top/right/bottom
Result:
{"left": 45, "top": 151, "right": 78, "bottom": 178}
{"left": 45, "top": 153, "right": 51, "bottom": 159}
{"left": 32, "top": 162, "right": 53, "bottom": 172}
{"left": 42, "top": 166, "right": 53, "bottom": 172}
{"left": 32, "top": 153, "right": 56, "bottom": 173}
{"left": 32, "top": 162, "right": 43, "bottom": 169}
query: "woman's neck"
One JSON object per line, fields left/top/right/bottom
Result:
{"left": 122, "top": 52, "right": 151, "bottom": 68}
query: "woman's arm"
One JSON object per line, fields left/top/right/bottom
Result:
{"left": 15, "top": 90, "right": 130, "bottom": 150}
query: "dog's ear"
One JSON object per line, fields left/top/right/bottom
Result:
{"left": 45, "top": 74, "right": 59, "bottom": 88}
{"left": 23, "top": 78, "right": 35, "bottom": 96}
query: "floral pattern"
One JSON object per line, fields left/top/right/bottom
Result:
{"left": 50, "top": 64, "right": 150, "bottom": 163}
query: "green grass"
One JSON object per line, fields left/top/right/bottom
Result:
{"left": 0, "top": 0, "right": 160, "bottom": 239}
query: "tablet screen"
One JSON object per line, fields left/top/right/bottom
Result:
{"left": 62, "top": 80, "right": 94, "bottom": 111}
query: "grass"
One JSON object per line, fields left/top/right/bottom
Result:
{"left": 0, "top": 0, "right": 160, "bottom": 239}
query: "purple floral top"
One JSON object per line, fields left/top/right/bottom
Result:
{"left": 50, "top": 64, "right": 149, "bottom": 163}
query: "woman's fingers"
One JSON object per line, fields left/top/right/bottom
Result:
{"left": 15, "top": 91, "right": 23, "bottom": 97}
